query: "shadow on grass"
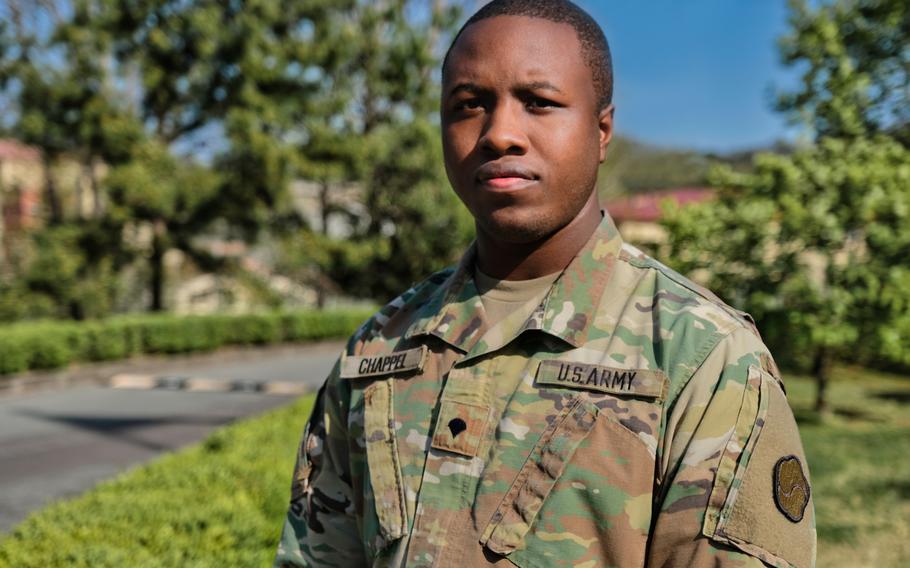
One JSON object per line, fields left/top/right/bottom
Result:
{"left": 794, "top": 408, "right": 823, "bottom": 425}
{"left": 817, "top": 522, "right": 859, "bottom": 545}
{"left": 794, "top": 406, "right": 887, "bottom": 425}
{"left": 859, "top": 478, "right": 910, "bottom": 500}
{"left": 833, "top": 406, "right": 887, "bottom": 422}
{"left": 872, "top": 390, "right": 910, "bottom": 404}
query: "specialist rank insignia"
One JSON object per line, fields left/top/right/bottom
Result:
{"left": 773, "top": 455, "right": 810, "bottom": 523}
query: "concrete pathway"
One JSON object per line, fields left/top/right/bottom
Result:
{"left": 0, "top": 341, "right": 343, "bottom": 533}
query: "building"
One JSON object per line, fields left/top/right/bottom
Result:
{"left": 0, "top": 140, "right": 43, "bottom": 242}
{"left": 604, "top": 187, "right": 715, "bottom": 246}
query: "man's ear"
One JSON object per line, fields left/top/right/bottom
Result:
{"left": 598, "top": 104, "right": 615, "bottom": 163}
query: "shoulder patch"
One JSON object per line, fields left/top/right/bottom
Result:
{"left": 774, "top": 455, "right": 810, "bottom": 523}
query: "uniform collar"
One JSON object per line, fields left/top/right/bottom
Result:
{"left": 405, "top": 212, "right": 624, "bottom": 356}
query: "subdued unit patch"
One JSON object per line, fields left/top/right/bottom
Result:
{"left": 773, "top": 455, "right": 810, "bottom": 523}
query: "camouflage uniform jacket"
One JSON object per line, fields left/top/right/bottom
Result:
{"left": 276, "top": 214, "right": 816, "bottom": 568}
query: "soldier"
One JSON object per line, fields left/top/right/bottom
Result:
{"left": 275, "top": 1, "right": 816, "bottom": 566}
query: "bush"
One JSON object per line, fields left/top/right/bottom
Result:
{"left": 0, "top": 308, "right": 373, "bottom": 376}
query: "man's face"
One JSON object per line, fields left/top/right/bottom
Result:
{"left": 441, "top": 15, "right": 613, "bottom": 244}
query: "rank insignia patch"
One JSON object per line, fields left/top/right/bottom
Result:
{"left": 773, "top": 455, "right": 810, "bottom": 523}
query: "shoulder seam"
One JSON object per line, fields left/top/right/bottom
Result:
{"left": 619, "top": 246, "right": 753, "bottom": 331}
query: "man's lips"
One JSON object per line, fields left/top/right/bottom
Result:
{"left": 484, "top": 176, "right": 534, "bottom": 189}
{"left": 475, "top": 163, "right": 538, "bottom": 190}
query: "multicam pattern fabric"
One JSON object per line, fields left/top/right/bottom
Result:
{"left": 275, "top": 214, "right": 816, "bottom": 568}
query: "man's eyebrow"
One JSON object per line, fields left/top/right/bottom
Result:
{"left": 446, "top": 82, "right": 485, "bottom": 98}
{"left": 446, "top": 80, "right": 564, "bottom": 98}
{"left": 516, "top": 81, "right": 564, "bottom": 94}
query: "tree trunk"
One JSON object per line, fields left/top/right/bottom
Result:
{"left": 42, "top": 154, "right": 63, "bottom": 224}
{"left": 316, "top": 181, "right": 330, "bottom": 309}
{"left": 150, "top": 219, "right": 166, "bottom": 312}
{"left": 812, "top": 347, "right": 831, "bottom": 413}
{"left": 75, "top": 162, "right": 85, "bottom": 218}
{"left": 319, "top": 181, "right": 330, "bottom": 235}
{"left": 89, "top": 158, "right": 103, "bottom": 217}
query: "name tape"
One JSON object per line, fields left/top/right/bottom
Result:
{"left": 340, "top": 345, "right": 427, "bottom": 379}
{"left": 535, "top": 360, "right": 665, "bottom": 399}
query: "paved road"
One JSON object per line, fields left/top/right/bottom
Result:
{"left": 0, "top": 341, "right": 342, "bottom": 533}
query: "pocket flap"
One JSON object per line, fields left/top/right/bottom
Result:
{"left": 363, "top": 381, "right": 408, "bottom": 541}
{"left": 480, "top": 396, "right": 598, "bottom": 555}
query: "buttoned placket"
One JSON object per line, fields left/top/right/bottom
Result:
{"left": 401, "top": 354, "right": 499, "bottom": 567}
{"left": 391, "top": 214, "right": 625, "bottom": 566}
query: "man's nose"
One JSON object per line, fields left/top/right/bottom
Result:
{"left": 479, "top": 101, "right": 528, "bottom": 156}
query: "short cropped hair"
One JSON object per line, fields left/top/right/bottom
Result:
{"left": 442, "top": 0, "right": 613, "bottom": 110}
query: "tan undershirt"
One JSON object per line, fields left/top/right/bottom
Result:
{"left": 473, "top": 266, "right": 561, "bottom": 329}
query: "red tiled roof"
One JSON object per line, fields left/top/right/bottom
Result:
{"left": 0, "top": 139, "right": 41, "bottom": 161}
{"left": 605, "top": 187, "right": 715, "bottom": 222}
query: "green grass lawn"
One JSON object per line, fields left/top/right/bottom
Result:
{"left": 1, "top": 367, "right": 907, "bottom": 567}
{"left": 786, "top": 366, "right": 910, "bottom": 568}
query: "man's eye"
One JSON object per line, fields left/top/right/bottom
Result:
{"left": 527, "top": 97, "right": 558, "bottom": 110}
{"left": 454, "top": 99, "right": 483, "bottom": 112}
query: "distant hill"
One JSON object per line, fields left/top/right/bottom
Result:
{"left": 598, "top": 136, "right": 792, "bottom": 198}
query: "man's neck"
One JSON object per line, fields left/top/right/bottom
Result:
{"left": 474, "top": 196, "right": 602, "bottom": 280}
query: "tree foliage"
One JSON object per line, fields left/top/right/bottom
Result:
{"left": 0, "top": 0, "right": 473, "bottom": 317}
{"left": 665, "top": 0, "right": 910, "bottom": 410}
{"left": 777, "top": 0, "right": 910, "bottom": 144}
{"left": 272, "top": 0, "right": 473, "bottom": 302}
{"left": 665, "top": 137, "right": 910, "bottom": 409}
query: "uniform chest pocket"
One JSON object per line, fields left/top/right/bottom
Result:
{"left": 482, "top": 392, "right": 661, "bottom": 568}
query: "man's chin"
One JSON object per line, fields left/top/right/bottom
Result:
{"left": 477, "top": 211, "right": 556, "bottom": 245}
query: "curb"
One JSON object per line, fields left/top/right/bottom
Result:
{"left": 0, "top": 340, "right": 343, "bottom": 399}
{"left": 108, "top": 373, "right": 310, "bottom": 395}
{"left": 0, "top": 374, "right": 104, "bottom": 397}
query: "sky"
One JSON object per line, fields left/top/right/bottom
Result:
{"left": 573, "top": 0, "right": 805, "bottom": 152}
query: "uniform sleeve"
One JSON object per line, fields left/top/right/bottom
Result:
{"left": 646, "top": 327, "right": 816, "bottom": 568}
{"left": 274, "top": 358, "right": 368, "bottom": 567}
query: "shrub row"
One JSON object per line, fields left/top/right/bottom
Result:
{"left": 0, "top": 308, "right": 373, "bottom": 375}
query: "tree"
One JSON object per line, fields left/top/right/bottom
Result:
{"left": 777, "top": 0, "right": 910, "bottom": 144}
{"left": 0, "top": 0, "right": 145, "bottom": 319}
{"left": 104, "top": 141, "right": 220, "bottom": 311}
{"left": 102, "top": 0, "right": 472, "bottom": 303}
{"left": 663, "top": 136, "right": 910, "bottom": 412}
{"left": 1, "top": 0, "right": 475, "bottom": 317}
{"left": 664, "top": 0, "right": 910, "bottom": 413}
{"left": 267, "top": 0, "right": 472, "bottom": 302}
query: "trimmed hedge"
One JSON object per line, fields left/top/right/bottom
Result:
{"left": 0, "top": 308, "right": 373, "bottom": 375}
{"left": 0, "top": 395, "right": 315, "bottom": 567}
